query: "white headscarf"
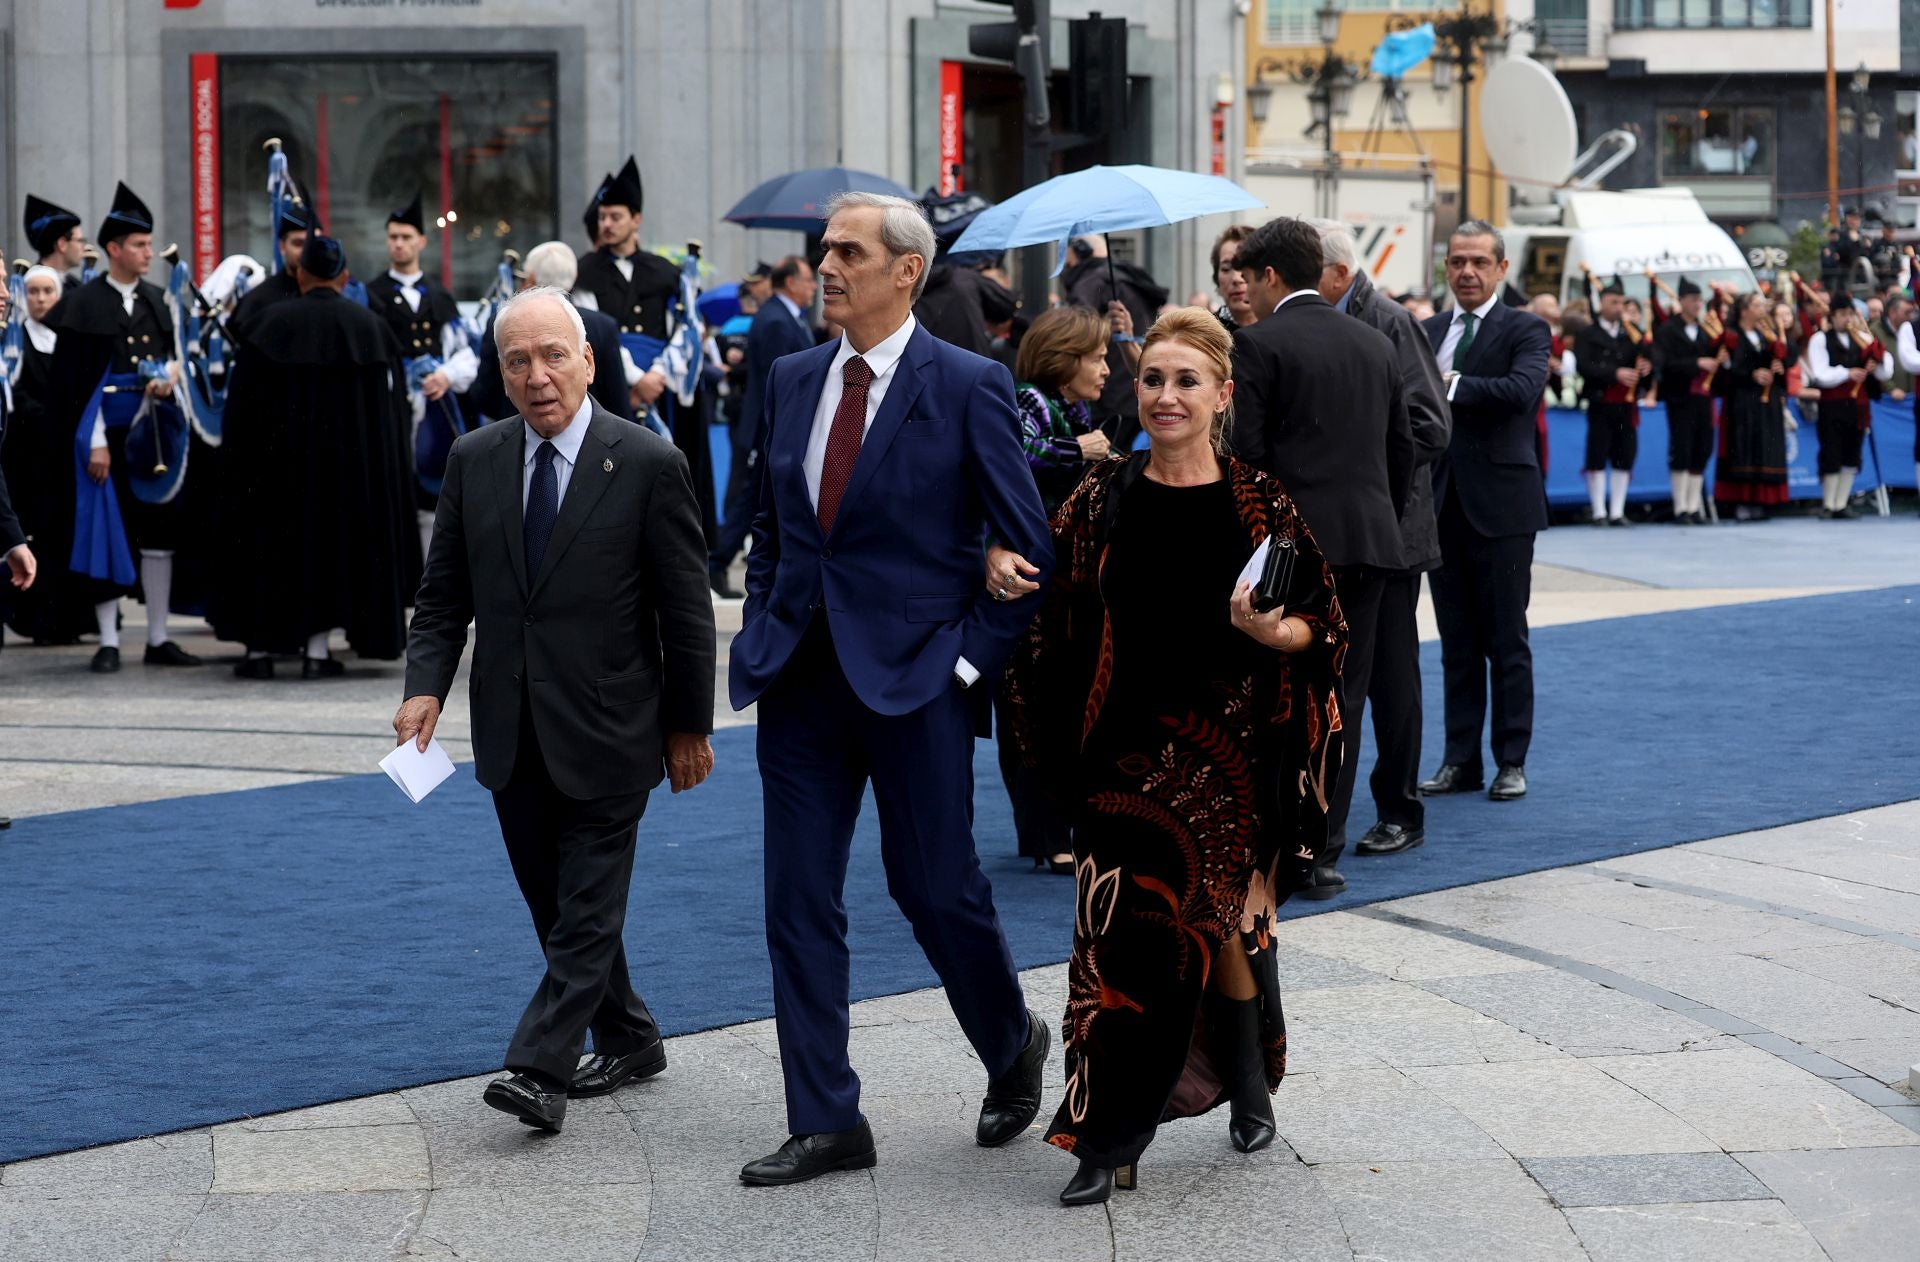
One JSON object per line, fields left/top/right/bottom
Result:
{"left": 21, "top": 265, "right": 60, "bottom": 353}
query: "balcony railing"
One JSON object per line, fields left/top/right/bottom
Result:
{"left": 1537, "top": 17, "right": 1595, "bottom": 57}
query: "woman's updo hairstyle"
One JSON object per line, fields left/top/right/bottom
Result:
{"left": 1140, "top": 306, "right": 1235, "bottom": 454}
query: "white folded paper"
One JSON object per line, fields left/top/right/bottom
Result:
{"left": 379, "top": 738, "right": 456, "bottom": 804}
{"left": 1237, "top": 535, "right": 1271, "bottom": 594}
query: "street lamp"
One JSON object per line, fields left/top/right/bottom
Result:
{"left": 1843, "top": 62, "right": 1881, "bottom": 216}
{"left": 1429, "top": 4, "right": 1559, "bottom": 223}
{"left": 1247, "top": 8, "right": 1361, "bottom": 216}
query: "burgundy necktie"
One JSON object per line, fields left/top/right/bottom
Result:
{"left": 815, "top": 355, "right": 873, "bottom": 533}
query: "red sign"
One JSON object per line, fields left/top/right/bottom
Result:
{"left": 190, "top": 53, "right": 220, "bottom": 285}
{"left": 1211, "top": 104, "right": 1227, "bottom": 178}
{"left": 938, "top": 61, "right": 964, "bottom": 196}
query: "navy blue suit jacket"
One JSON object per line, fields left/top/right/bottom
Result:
{"left": 729, "top": 320, "right": 1054, "bottom": 716}
{"left": 1423, "top": 301, "right": 1552, "bottom": 538}
{"left": 740, "top": 297, "right": 814, "bottom": 445}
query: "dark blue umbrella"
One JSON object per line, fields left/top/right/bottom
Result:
{"left": 724, "top": 166, "right": 916, "bottom": 232}
{"left": 697, "top": 281, "right": 741, "bottom": 327}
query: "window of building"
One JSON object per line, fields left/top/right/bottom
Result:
{"left": 218, "top": 56, "right": 558, "bottom": 298}
{"left": 1615, "top": 0, "right": 1809, "bottom": 28}
{"left": 1659, "top": 106, "right": 1774, "bottom": 178}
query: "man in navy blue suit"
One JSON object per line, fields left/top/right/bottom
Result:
{"left": 729, "top": 192, "right": 1056, "bottom": 1186}
{"left": 1420, "top": 222, "right": 1552, "bottom": 803}
{"left": 709, "top": 254, "right": 816, "bottom": 596}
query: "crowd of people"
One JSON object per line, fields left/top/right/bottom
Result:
{"left": 2, "top": 164, "right": 1909, "bottom": 1207}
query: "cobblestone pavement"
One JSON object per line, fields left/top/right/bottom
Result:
{"left": 4, "top": 799, "right": 1916, "bottom": 1262}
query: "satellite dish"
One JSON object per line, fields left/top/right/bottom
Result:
{"left": 1480, "top": 58, "right": 1578, "bottom": 205}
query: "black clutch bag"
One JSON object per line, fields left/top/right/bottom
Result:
{"left": 1252, "top": 534, "right": 1299, "bottom": 614}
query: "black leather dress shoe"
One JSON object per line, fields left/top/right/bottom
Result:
{"left": 301, "top": 656, "right": 345, "bottom": 680}
{"left": 1418, "top": 764, "right": 1484, "bottom": 795}
{"left": 739, "top": 1122, "right": 877, "bottom": 1186}
{"left": 710, "top": 573, "right": 744, "bottom": 599}
{"left": 977, "top": 1008, "right": 1050, "bottom": 1146}
{"left": 1355, "top": 823, "right": 1425, "bottom": 856}
{"left": 482, "top": 1073, "right": 567, "bottom": 1132}
{"left": 90, "top": 646, "right": 121, "bottom": 674}
{"left": 1296, "top": 864, "right": 1347, "bottom": 901}
{"left": 1489, "top": 764, "right": 1528, "bottom": 800}
{"left": 570, "top": 1043, "right": 667, "bottom": 1097}
{"left": 233, "top": 656, "right": 274, "bottom": 680}
{"left": 1060, "top": 1159, "right": 1136, "bottom": 1206}
{"left": 144, "top": 641, "right": 202, "bottom": 667}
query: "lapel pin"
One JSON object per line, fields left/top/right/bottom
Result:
{"left": 603, "top": 458, "right": 614, "bottom": 472}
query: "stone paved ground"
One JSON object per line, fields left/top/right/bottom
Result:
{"left": 4, "top": 518, "right": 1916, "bottom": 1259}
{"left": 3, "top": 801, "right": 1917, "bottom": 1261}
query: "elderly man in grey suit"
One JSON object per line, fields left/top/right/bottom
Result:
{"left": 395, "top": 286, "right": 718, "bottom": 1133}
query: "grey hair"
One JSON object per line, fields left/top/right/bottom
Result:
{"left": 823, "top": 191, "right": 937, "bottom": 302}
{"left": 1451, "top": 219, "right": 1507, "bottom": 263}
{"left": 521, "top": 240, "right": 579, "bottom": 291}
{"left": 1305, "top": 217, "right": 1359, "bottom": 270}
{"left": 493, "top": 285, "right": 586, "bottom": 353}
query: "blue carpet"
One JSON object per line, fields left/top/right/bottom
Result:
{"left": 3, "top": 586, "right": 1916, "bottom": 1162}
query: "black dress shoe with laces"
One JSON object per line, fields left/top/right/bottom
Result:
{"left": 1355, "top": 822, "right": 1425, "bottom": 856}
{"left": 570, "top": 1043, "right": 667, "bottom": 1097}
{"left": 144, "top": 641, "right": 202, "bottom": 667}
{"left": 481, "top": 1073, "right": 567, "bottom": 1132}
{"left": 977, "top": 1007, "right": 1049, "bottom": 1147}
{"left": 1489, "top": 764, "right": 1528, "bottom": 800}
{"left": 1296, "top": 863, "right": 1347, "bottom": 901}
{"left": 90, "top": 646, "right": 121, "bottom": 674}
{"left": 1418, "top": 764, "right": 1484, "bottom": 795}
{"left": 739, "top": 1122, "right": 877, "bottom": 1186}
{"left": 234, "top": 656, "right": 275, "bottom": 680}
{"left": 301, "top": 656, "right": 346, "bottom": 680}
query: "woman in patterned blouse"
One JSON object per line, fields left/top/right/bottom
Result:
{"left": 1014, "top": 305, "right": 1115, "bottom": 516}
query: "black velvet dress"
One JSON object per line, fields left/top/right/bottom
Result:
{"left": 1008, "top": 454, "right": 1347, "bottom": 1169}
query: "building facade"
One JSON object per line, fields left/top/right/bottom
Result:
{"left": 0, "top": 0, "right": 1239, "bottom": 301}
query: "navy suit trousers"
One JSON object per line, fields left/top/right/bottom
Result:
{"left": 756, "top": 618, "right": 1028, "bottom": 1135}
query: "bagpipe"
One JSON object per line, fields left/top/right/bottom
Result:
{"left": 265, "top": 138, "right": 298, "bottom": 276}
{"left": 626, "top": 241, "right": 708, "bottom": 440}
{"left": 1, "top": 258, "right": 27, "bottom": 426}
{"left": 161, "top": 243, "right": 232, "bottom": 447}
{"left": 407, "top": 319, "right": 474, "bottom": 500}
{"left": 465, "top": 248, "right": 519, "bottom": 347}
{"left": 80, "top": 245, "right": 100, "bottom": 287}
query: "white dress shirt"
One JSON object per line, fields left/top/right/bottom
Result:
{"left": 778, "top": 292, "right": 805, "bottom": 323}
{"left": 1270, "top": 288, "right": 1317, "bottom": 315}
{"left": 106, "top": 274, "right": 139, "bottom": 316}
{"left": 1435, "top": 293, "right": 1501, "bottom": 372}
{"left": 1806, "top": 329, "right": 1894, "bottom": 388}
{"left": 1896, "top": 322, "right": 1920, "bottom": 376}
{"left": 803, "top": 314, "right": 917, "bottom": 510}
{"left": 522, "top": 395, "right": 593, "bottom": 510}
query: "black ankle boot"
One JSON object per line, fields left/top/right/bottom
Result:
{"left": 1059, "top": 1159, "right": 1136, "bottom": 1206}
{"left": 1208, "top": 992, "right": 1277, "bottom": 1154}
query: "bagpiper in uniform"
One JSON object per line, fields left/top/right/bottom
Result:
{"left": 365, "top": 191, "right": 478, "bottom": 558}
{"left": 1573, "top": 275, "right": 1648, "bottom": 526}
{"left": 1805, "top": 302, "right": 1891, "bottom": 519}
{"left": 46, "top": 182, "right": 212, "bottom": 672}
{"left": 1652, "top": 277, "right": 1721, "bottom": 524}
{"left": 573, "top": 157, "right": 719, "bottom": 547}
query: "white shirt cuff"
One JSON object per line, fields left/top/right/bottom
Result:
{"left": 91, "top": 414, "right": 108, "bottom": 451}
{"left": 440, "top": 343, "right": 479, "bottom": 393}
{"left": 953, "top": 655, "right": 981, "bottom": 688}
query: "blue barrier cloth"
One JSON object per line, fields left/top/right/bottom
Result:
{"left": 1542, "top": 400, "right": 1917, "bottom": 507}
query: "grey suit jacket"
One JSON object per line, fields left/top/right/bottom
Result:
{"left": 403, "top": 402, "right": 717, "bottom": 799}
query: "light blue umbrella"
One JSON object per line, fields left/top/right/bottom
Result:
{"left": 1371, "top": 23, "right": 1436, "bottom": 79}
{"left": 947, "top": 164, "right": 1266, "bottom": 276}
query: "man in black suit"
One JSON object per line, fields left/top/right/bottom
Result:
{"left": 395, "top": 287, "right": 717, "bottom": 1133}
{"left": 0, "top": 466, "right": 33, "bottom": 824}
{"left": 709, "top": 254, "right": 816, "bottom": 597}
{"left": 1307, "top": 219, "right": 1449, "bottom": 859}
{"left": 468, "top": 241, "right": 631, "bottom": 423}
{"left": 1230, "top": 216, "right": 1414, "bottom": 900}
{"left": 1419, "top": 222, "right": 1552, "bottom": 803}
